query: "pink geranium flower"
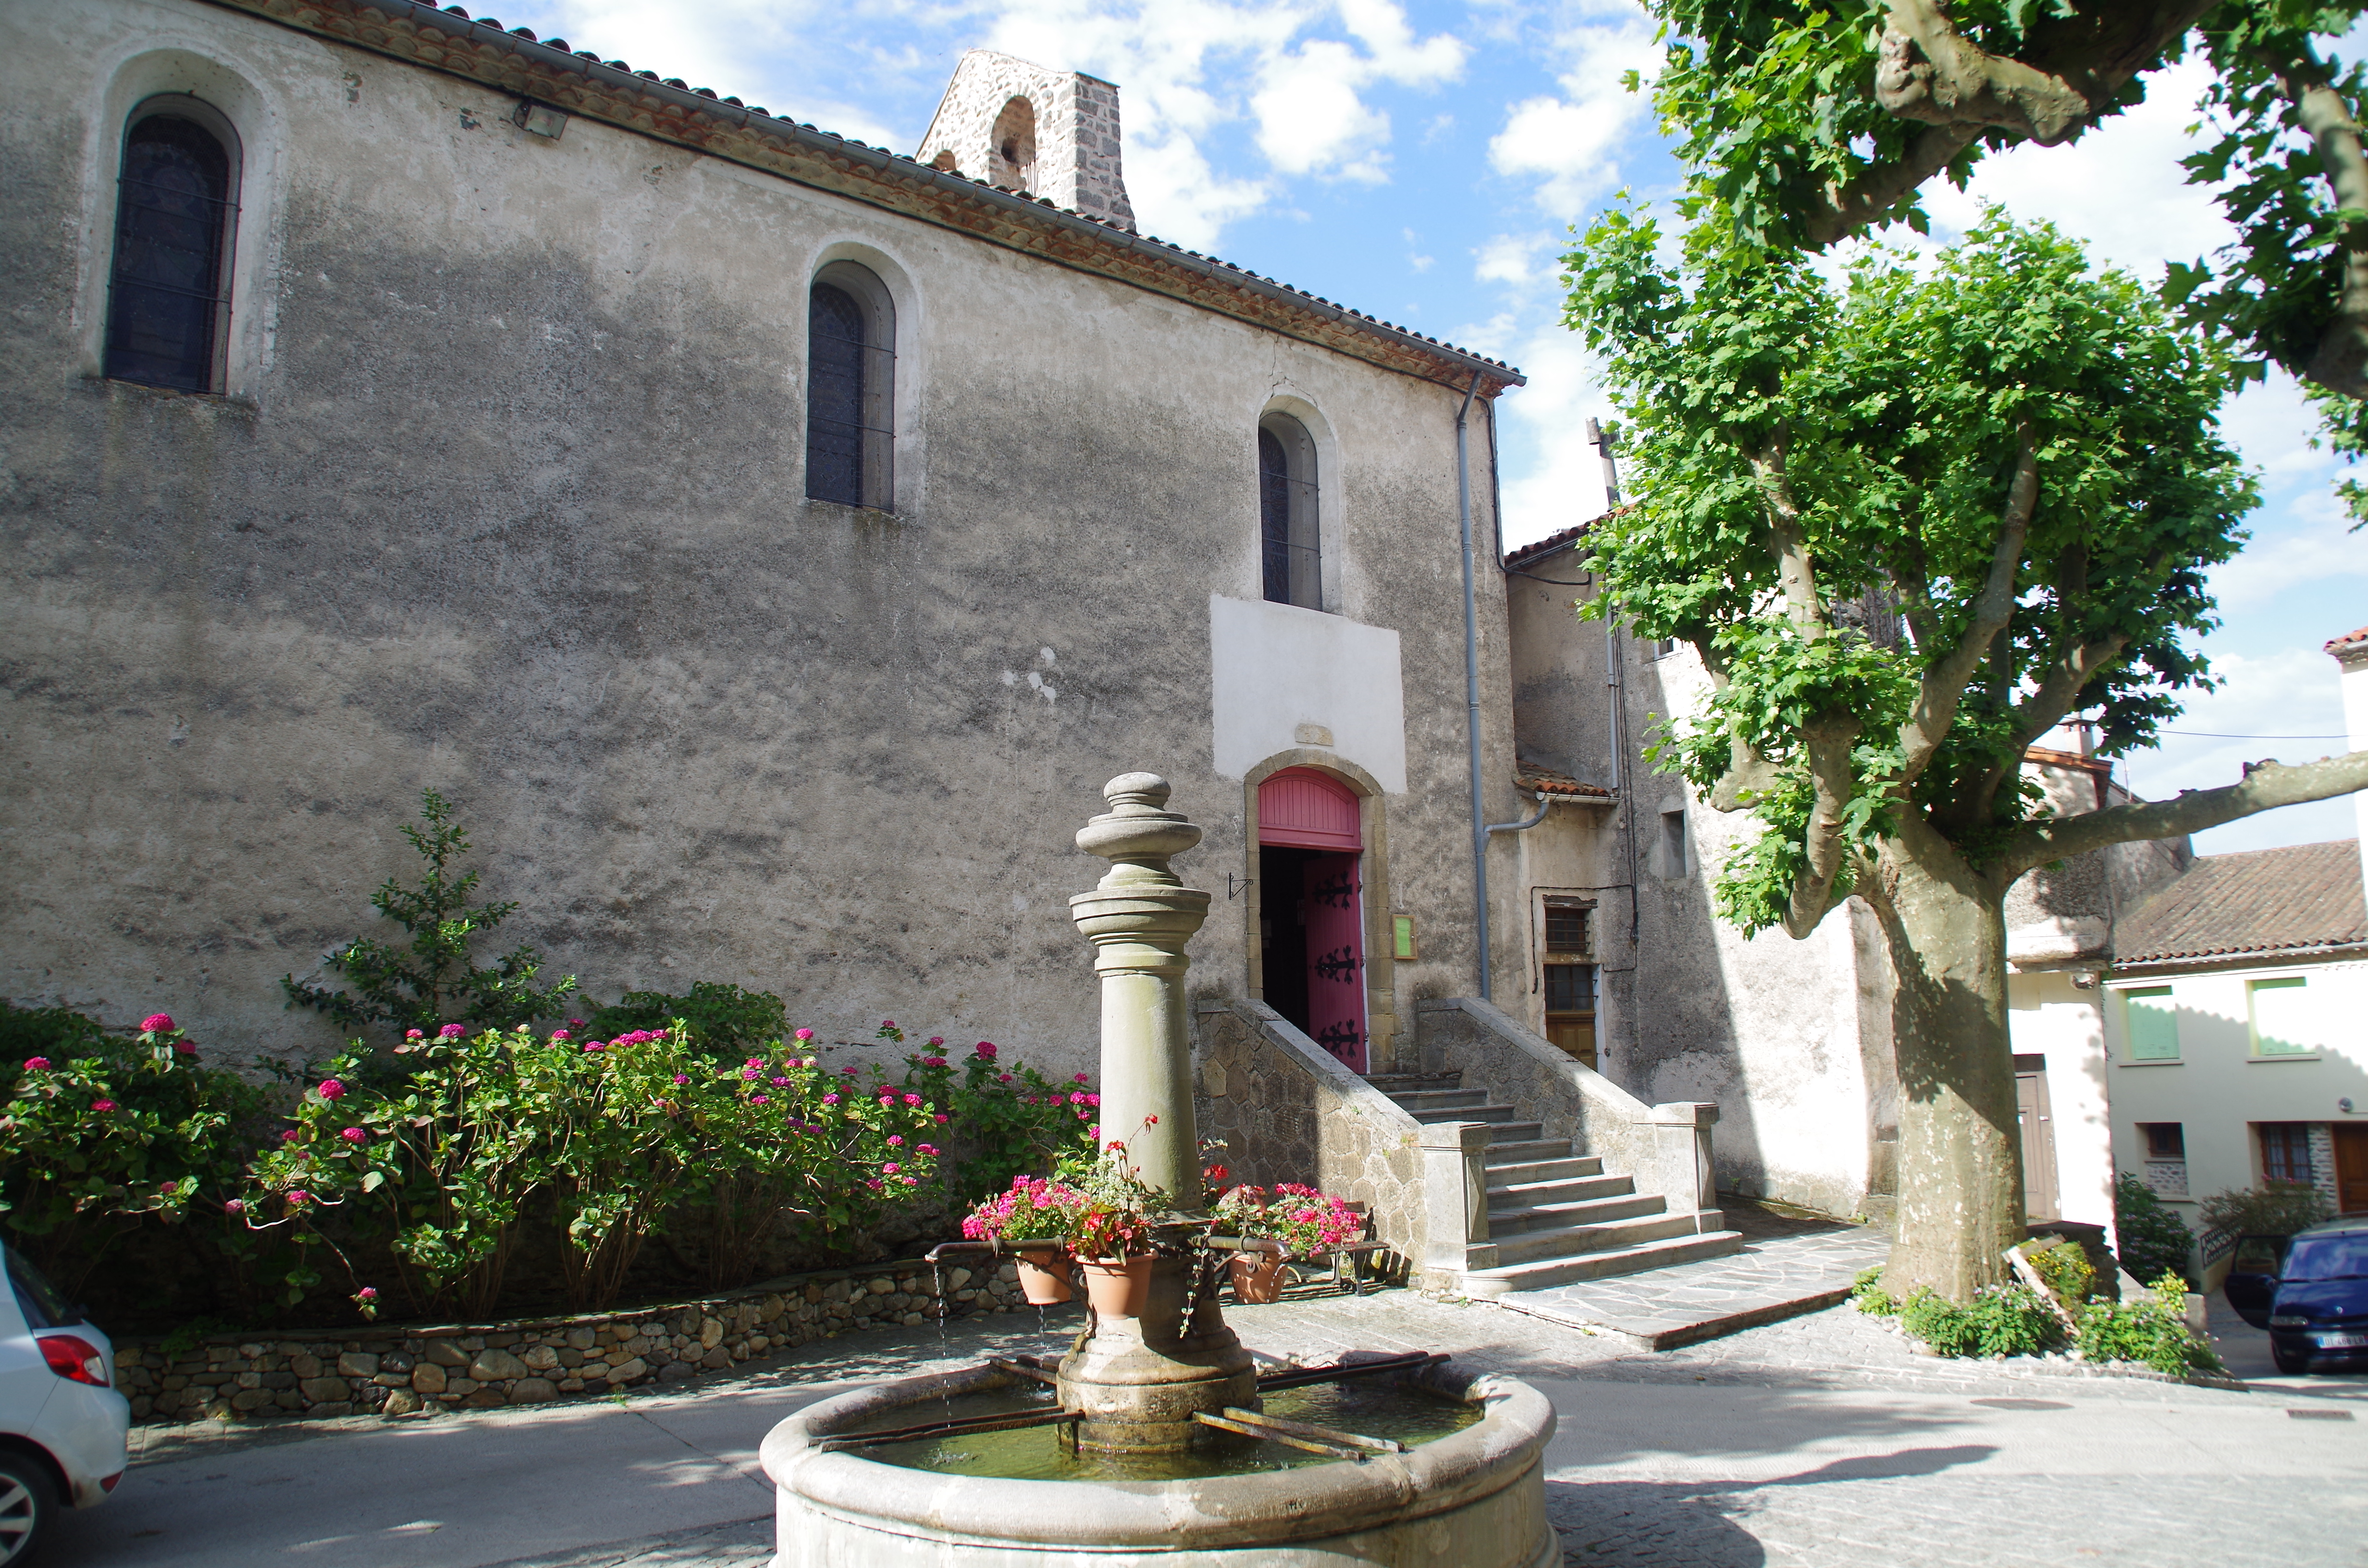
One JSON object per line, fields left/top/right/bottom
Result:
{"left": 934, "top": 1114, "right": 949, "bottom": 1125}
{"left": 91, "top": 1099, "right": 118, "bottom": 1113}
{"left": 551, "top": 1029, "right": 571, "bottom": 1041}
{"left": 224, "top": 1199, "right": 245, "bottom": 1213}
{"left": 881, "top": 1162, "right": 900, "bottom": 1175}
{"left": 903, "top": 1093, "right": 922, "bottom": 1106}
{"left": 318, "top": 1079, "right": 345, "bottom": 1100}
{"left": 1074, "top": 1073, "right": 1090, "bottom": 1084}
{"left": 751, "top": 1095, "right": 770, "bottom": 1105}
{"left": 357, "top": 1286, "right": 378, "bottom": 1300}
{"left": 406, "top": 1029, "right": 424, "bottom": 1040}
{"left": 673, "top": 1074, "right": 689, "bottom": 1085}
{"left": 822, "top": 1093, "right": 840, "bottom": 1105}
{"left": 281, "top": 1129, "right": 299, "bottom": 1142}
{"left": 886, "top": 1135, "right": 904, "bottom": 1146}
{"left": 973, "top": 1042, "right": 997, "bottom": 1060}
{"left": 142, "top": 1014, "right": 174, "bottom": 1032}
{"left": 285, "top": 1190, "right": 309, "bottom": 1207}
{"left": 741, "top": 1066, "right": 762, "bottom": 1080}
{"left": 795, "top": 1028, "right": 815, "bottom": 1041}
{"left": 340, "top": 1127, "right": 367, "bottom": 1143}
{"left": 22, "top": 1058, "right": 49, "bottom": 1071}
{"left": 439, "top": 1024, "right": 465, "bottom": 1038}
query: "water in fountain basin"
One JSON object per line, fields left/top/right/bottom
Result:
{"left": 852, "top": 1379, "right": 1482, "bottom": 1483}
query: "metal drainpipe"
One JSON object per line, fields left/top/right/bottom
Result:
{"left": 1455, "top": 371, "right": 1492, "bottom": 1001}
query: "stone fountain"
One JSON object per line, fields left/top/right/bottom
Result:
{"left": 760, "top": 773, "right": 1559, "bottom": 1565}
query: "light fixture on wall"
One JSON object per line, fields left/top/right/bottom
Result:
{"left": 2342, "top": 1098, "right": 2356, "bottom": 1114}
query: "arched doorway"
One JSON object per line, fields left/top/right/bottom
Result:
{"left": 1257, "top": 767, "right": 1367, "bottom": 1071}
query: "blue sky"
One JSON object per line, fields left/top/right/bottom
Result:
{"left": 491, "top": 0, "right": 2365, "bottom": 853}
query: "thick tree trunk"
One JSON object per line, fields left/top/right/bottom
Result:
{"left": 1862, "top": 830, "right": 2021, "bottom": 1300}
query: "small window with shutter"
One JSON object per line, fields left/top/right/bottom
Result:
{"left": 1540, "top": 899, "right": 1596, "bottom": 1069}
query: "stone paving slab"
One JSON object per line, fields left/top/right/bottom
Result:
{"left": 1490, "top": 1223, "right": 1893, "bottom": 1350}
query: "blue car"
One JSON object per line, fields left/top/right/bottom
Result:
{"left": 2226, "top": 1219, "right": 2368, "bottom": 1375}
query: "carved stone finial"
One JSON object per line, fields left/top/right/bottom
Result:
{"left": 1076, "top": 772, "right": 1203, "bottom": 888}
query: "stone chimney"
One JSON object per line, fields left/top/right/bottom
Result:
{"left": 2329, "top": 624, "right": 2368, "bottom": 896}
{"left": 916, "top": 50, "right": 1136, "bottom": 233}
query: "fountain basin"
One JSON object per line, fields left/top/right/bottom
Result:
{"left": 761, "top": 1359, "right": 1559, "bottom": 1566}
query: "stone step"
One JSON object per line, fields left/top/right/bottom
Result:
{"left": 1488, "top": 1208, "right": 1702, "bottom": 1265}
{"left": 1486, "top": 1121, "right": 1545, "bottom": 1146}
{"left": 1404, "top": 1102, "right": 1517, "bottom": 1126}
{"left": 1384, "top": 1088, "right": 1491, "bottom": 1114}
{"left": 1481, "top": 1154, "right": 1602, "bottom": 1187}
{"left": 1459, "top": 1227, "right": 1746, "bottom": 1296}
{"left": 1486, "top": 1174, "right": 1637, "bottom": 1215}
{"left": 1486, "top": 1190, "right": 1663, "bottom": 1236}
{"left": 1482, "top": 1138, "right": 1576, "bottom": 1166}
{"left": 1363, "top": 1072, "right": 1463, "bottom": 1096}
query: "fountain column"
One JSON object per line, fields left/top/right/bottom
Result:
{"left": 1070, "top": 771, "right": 1208, "bottom": 1201}
{"left": 1061, "top": 772, "right": 1255, "bottom": 1451}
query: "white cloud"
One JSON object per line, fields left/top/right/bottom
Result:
{"left": 2208, "top": 489, "right": 2368, "bottom": 611}
{"left": 2121, "top": 645, "right": 2358, "bottom": 853}
{"left": 1485, "top": 12, "right": 1661, "bottom": 219}
{"left": 1474, "top": 233, "right": 1544, "bottom": 284}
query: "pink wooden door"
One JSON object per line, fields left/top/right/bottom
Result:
{"left": 1303, "top": 853, "right": 1367, "bottom": 1072}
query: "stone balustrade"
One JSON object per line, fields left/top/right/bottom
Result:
{"left": 115, "top": 1257, "right": 1032, "bottom": 1425}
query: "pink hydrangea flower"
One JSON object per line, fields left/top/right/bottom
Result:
{"left": 822, "top": 1093, "right": 840, "bottom": 1105}
{"left": 583, "top": 1042, "right": 605, "bottom": 1053}
{"left": 142, "top": 1014, "right": 174, "bottom": 1032}
{"left": 552, "top": 1030, "right": 571, "bottom": 1041}
{"left": 1086, "top": 1093, "right": 1100, "bottom": 1106}
{"left": 903, "top": 1093, "right": 922, "bottom": 1106}
{"left": 886, "top": 1135, "right": 904, "bottom": 1147}
{"left": 881, "top": 1163, "right": 900, "bottom": 1175}
{"left": 318, "top": 1080, "right": 345, "bottom": 1100}
{"left": 91, "top": 1099, "right": 118, "bottom": 1113}
{"left": 921, "top": 1056, "right": 948, "bottom": 1068}
{"left": 339, "top": 1127, "right": 367, "bottom": 1143}
{"left": 22, "top": 1058, "right": 49, "bottom": 1071}
{"left": 974, "top": 1042, "right": 997, "bottom": 1060}
{"left": 917, "top": 1144, "right": 938, "bottom": 1156}
{"left": 439, "top": 1024, "right": 465, "bottom": 1038}
{"left": 406, "top": 1029, "right": 424, "bottom": 1040}
{"left": 795, "top": 1028, "right": 815, "bottom": 1041}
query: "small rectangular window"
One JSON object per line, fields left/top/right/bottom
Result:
{"left": 2249, "top": 976, "right": 2317, "bottom": 1057}
{"left": 2260, "top": 1123, "right": 2315, "bottom": 1185}
{"left": 2141, "top": 1123, "right": 2185, "bottom": 1161}
{"left": 1543, "top": 901, "right": 1589, "bottom": 956}
{"left": 2124, "top": 987, "right": 2179, "bottom": 1061}
{"left": 1660, "top": 809, "right": 1687, "bottom": 877}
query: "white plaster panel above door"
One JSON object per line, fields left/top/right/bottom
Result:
{"left": 1209, "top": 594, "right": 1406, "bottom": 793}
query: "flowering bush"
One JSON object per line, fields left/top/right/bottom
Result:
{"left": 1211, "top": 1184, "right": 1364, "bottom": 1260}
{"left": 0, "top": 1017, "right": 268, "bottom": 1295}
{"left": 890, "top": 1030, "right": 1098, "bottom": 1201}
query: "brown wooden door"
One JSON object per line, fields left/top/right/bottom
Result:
{"left": 2336, "top": 1125, "right": 2368, "bottom": 1214}
{"left": 2015, "top": 1065, "right": 2060, "bottom": 1223}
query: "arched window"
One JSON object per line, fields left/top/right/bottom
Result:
{"left": 989, "top": 96, "right": 1037, "bottom": 192}
{"left": 805, "top": 262, "right": 896, "bottom": 510}
{"left": 105, "top": 100, "right": 239, "bottom": 392}
{"left": 1259, "top": 415, "right": 1320, "bottom": 609}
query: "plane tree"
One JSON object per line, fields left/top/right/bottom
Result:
{"left": 1565, "top": 209, "right": 2368, "bottom": 1298}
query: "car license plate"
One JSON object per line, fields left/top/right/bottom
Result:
{"left": 2316, "top": 1333, "right": 2368, "bottom": 1348}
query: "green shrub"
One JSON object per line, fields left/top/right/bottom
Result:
{"left": 2198, "top": 1179, "right": 2333, "bottom": 1240}
{"left": 1850, "top": 1264, "right": 1898, "bottom": 1317}
{"left": 896, "top": 1030, "right": 1100, "bottom": 1203}
{"left": 2114, "top": 1173, "right": 2196, "bottom": 1284}
{"left": 282, "top": 789, "right": 577, "bottom": 1039}
{"left": 0, "top": 1001, "right": 111, "bottom": 1070}
{"left": 580, "top": 982, "right": 786, "bottom": 1056}
{"left": 2075, "top": 1274, "right": 2221, "bottom": 1375}
{"left": 1898, "top": 1284, "right": 2064, "bottom": 1359}
{"left": 2022, "top": 1238, "right": 2097, "bottom": 1304}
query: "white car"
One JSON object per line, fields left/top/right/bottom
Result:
{"left": 0, "top": 1247, "right": 129, "bottom": 1564}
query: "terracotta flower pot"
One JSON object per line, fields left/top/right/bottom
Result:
{"left": 1228, "top": 1247, "right": 1290, "bottom": 1305}
{"left": 1014, "top": 1248, "right": 1074, "bottom": 1305}
{"left": 1080, "top": 1255, "right": 1157, "bottom": 1318}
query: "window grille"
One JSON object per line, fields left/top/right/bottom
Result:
{"left": 805, "top": 268, "right": 895, "bottom": 509}
{"left": 1259, "top": 418, "right": 1320, "bottom": 609}
{"left": 105, "top": 112, "right": 237, "bottom": 392}
{"left": 1541, "top": 897, "right": 1596, "bottom": 1068}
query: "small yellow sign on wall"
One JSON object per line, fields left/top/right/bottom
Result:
{"left": 1392, "top": 915, "right": 1418, "bottom": 961}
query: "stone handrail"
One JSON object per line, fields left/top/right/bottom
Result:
{"left": 1415, "top": 996, "right": 1719, "bottom": 1219}
{"left": 1194, "top": 997, "right": 1499, "bottom": 1287}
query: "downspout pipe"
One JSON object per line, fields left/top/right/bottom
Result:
{"left": 1486, "top": 792, "right": 1554, "bottom": 835}
{"left": 1455, "top": 371, "right": 1492, "bottom": 1001}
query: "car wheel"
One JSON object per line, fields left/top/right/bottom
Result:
{"left": 0, "top": 1456, "right": 53, "bottom": 1566}
{"left": 2271, "top": 1340, "right": 2312, "bottom": 1375}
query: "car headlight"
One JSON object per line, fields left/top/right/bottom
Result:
{"left": 2269, "top": 1315, "right": 2309, "bottom": 1328}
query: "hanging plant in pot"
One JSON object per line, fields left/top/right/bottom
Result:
{"left": 1212, "top": 1183, "right": 1364, "bottom": 1304}
{"left": 962, "top": 1175, "right": 1085, "bottom": 1304}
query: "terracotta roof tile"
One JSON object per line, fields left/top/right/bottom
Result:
{"left": 2114, "top": 840, "right": 2366, "bottom": 966}
{"left": 1505, "top": 525, "right": 1589, "bottom": 570}
{"left": 1516, "top": 760, "right": 1614, "bottom": 799}
{"left": 2327, "top": 625, "right": 2368, "bottom": 653}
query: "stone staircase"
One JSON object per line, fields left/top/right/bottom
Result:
{"left": 1369, "top": 1071, "right": 1743, "bottom": 1294}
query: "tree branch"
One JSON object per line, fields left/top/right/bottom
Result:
{"left": 2273, "top": 49, "right": 2368, "bottom": 399}
{"left": 1895, "top": 425, "right": 2036, "bottom": 788}
{"left": 1994, "top": 749, "right": 2368, "bottom": 879}
{"left": 1803, "top": 124, "right": 1980, "bottom": 248}
{"left": 1785, "top": 714, "right": 1862, "bottom": 938}
{"left": 1876, "top": 0, "right": 2097, "bottom": 144}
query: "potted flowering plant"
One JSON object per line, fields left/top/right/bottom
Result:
{"left": 1062, "top": 1139, "right": 1170, "bottom": 1317}
{"left": 962, "top": 1175, "right": 1085, "bottom": 1304}
{"left": 1211, "top": 1183, "right": 1364, "bottom": 1304}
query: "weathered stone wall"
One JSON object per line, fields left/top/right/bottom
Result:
{"left": 0, "top": 0, "right": 1517, "bottom": 1081}
{"left": 116, "top": 1255, "right": 1030, "bottom": 1424}
{"left": 914, "top": 49, "right": 1135, "bottom": 230}
{"left": 1193, "top": 998, "right": 1430, "bottom": 1272}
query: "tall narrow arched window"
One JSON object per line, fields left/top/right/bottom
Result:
{"left": 805, "top": 262, "right": 896, "bottom": 510}
{"left": 1259, "top": 415, "right": 1320, "bottom": 609}
{"left": 105, "top": 99, "right": 239, "bottom": 392}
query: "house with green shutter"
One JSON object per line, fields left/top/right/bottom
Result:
{"left": 2100, "top": 837, "right": 2368, "bottom": 1275}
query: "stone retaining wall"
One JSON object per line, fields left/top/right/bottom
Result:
{"left": 116, "top": 1257, "right": 1031, "bottom": 1425}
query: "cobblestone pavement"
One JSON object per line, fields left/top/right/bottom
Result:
{"left": 67, "top": 1286, "right": 2368, "bottom": 1568}
{"left": 1492, "top": 1214, "right": 1893, "bottom": 1350}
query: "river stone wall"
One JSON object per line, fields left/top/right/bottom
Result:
{"left": 115, "top": 1257, "right": 1029, "bottom": 1425}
